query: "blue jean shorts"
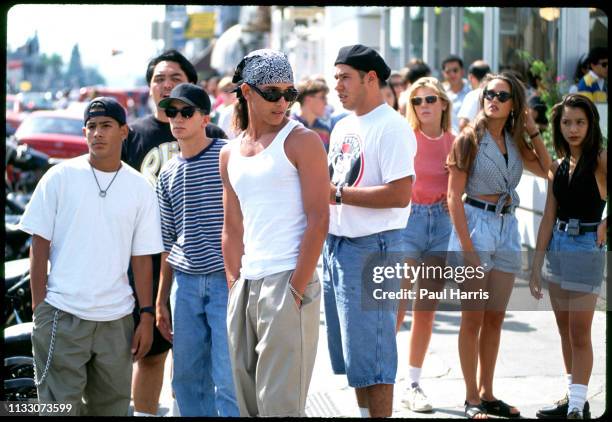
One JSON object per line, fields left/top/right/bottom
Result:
{"left": 543, "top": 229, "right": 605, "bottom": 294}
{"left": 322, "top": 229, "right": 404, "bottom": 388}
{"left": 447, "top": 202, "right": 522, "bottom": 274}
{"left": 402, "top": 202, "right": 451, "bottom": 261}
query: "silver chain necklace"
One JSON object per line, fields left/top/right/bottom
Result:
{"left": 89, "top": 162, "right": 121, "bottom": 198}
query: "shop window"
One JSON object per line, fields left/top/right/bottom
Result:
{"left": 463, "top": 7, "right": 484, "bottom": 69}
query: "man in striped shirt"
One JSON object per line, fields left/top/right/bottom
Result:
{"left": 154, "top": 83, "right": 238, "bottom": 417}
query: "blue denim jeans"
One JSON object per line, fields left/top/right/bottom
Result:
{"left": 322, "top": 229, "right": 404, "bottom": 388}
{"left": 447, "top": 202, "right": 522, "bottom": 274}
{"left": 170, "top": 270, "right": 239, "bottom": 417}
{"left": 544, "top": 228, "right": 605, "bottom": 294}
{"left": 402, "top": 202, "right": 451, "bottom": 261}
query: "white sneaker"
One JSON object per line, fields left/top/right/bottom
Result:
{"left": 401, "top": 384, "right": 433, "bottom": 412}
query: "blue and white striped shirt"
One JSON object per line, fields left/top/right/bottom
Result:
{"left": 156, "top": 138, "right": 225, "bottom": 274}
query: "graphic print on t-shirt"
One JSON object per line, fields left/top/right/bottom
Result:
{"left": 328, "top": 133, "right": 364, "bottom": 187}
{"left": 140, "top": 140, "right": 180, "bottom": 186}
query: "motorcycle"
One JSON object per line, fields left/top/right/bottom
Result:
{"left": 3, "top": 258, "right": 37, "bottom": 401}
{"left": 5, "top": 137, "right": 51, "bottom": 194}
{"left": 5, "top": 139, "right": 52, "bottom": 261}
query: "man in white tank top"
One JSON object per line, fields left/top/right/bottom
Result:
{"left": 219, "top": 49, "right": 330, "bottom": 417}
{"left": 324, "top": 45, "right": 417, "bottom": 418}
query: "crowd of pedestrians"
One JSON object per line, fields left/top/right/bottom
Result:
{"left": 19, "top": 42, "right": 607, "bottom": 419}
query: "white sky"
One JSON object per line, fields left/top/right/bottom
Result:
{"left": 7, "top": 4, "right": 166, "bottom": 88}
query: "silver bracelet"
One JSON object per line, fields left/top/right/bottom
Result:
{"left": 289, "top": 283, "right": 303, "bottom": 301}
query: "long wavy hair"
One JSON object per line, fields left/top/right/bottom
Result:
{"left": 405, "top": 76, "right": 452, "bottom": 132}
{"left": 231, "top": 86, "right": 249, "bottom": 133}
{"left": 551, "top": 93, "right": 602, "bottom": 176}
{"left": 447, "top": 72, "right": 528, "bottom": 172}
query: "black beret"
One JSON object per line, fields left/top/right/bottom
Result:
{"left": 334, "top": 44, "right": 391, "bottom": 81}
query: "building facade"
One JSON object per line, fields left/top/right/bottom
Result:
{"left": 272, "top": 7, "right": 606, "bottom": 100}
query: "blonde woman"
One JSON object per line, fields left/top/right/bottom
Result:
{"left": 446, "top": 72, "right": 551, "bottom": 419}
{"left": 396, "top": 77, "right": 455, "bottom": 412}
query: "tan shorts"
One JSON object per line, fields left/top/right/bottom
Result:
{"left": 226, "top": 269, "right": 320, "bottom": 417}
{"left": 32, "top": 301, "right": 134, "bottom": 416}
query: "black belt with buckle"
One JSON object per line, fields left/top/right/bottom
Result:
{"left": 465, "top": 197, "right": 512, "bottom": 214}
{"left": 556, "top": 219, "right": 599, "bottom": 235}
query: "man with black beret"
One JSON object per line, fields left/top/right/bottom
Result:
{"left": 323, "top": 44, "right": 417, "bottom": 417}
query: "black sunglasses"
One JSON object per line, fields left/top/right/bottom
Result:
{"left": 483, "top": 89, "right": 513, "bottom": 103}
{"left": 248, "top": 83, "right": 298, "bottom": 103}
{"left": 164, "top": 106, "right": 199, "bottom": 119}
{"left": 411, "top": 95, "right": 439, "bottom": 106}
{"left": 598, "top": 61, "right": 608, "bottom": 68}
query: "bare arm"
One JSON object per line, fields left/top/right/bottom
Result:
{"left": 30, "top": 234, "right": 50, "bottom": 311}
{"left": 529, "top": 161, "right": 559, "bottom": 299}
{"left": 447, "top": 165, "right": 475, "bottom": 253}
{"left": 596, "top": 149, "right": 607, "bottom": 246}
{"left": 520, "top": 110, "right": 552, "bottom": 178}
{"left": 286, "top": 128, "right": 330, "bottom": 301}
{"left": 220, "top": 145, "right": 245, "bottom": 288}
{"left": 330, "top": 176, "right": 413, "bottom": 209}
{"left": 130, "top": 254, "right": 154, "bottom": 361}
{"left": 156, "top": 252, "right": 174, "bottom": 342}
{"left": 156, "top": 252, "right": 174, "bottom": 309}
{"left": 532, "top": 162, "right": 560, "bottom": 269}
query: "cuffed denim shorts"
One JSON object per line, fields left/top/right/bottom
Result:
{"left": 543, "top": 229, "right": 605, "bottom": 294}
{"left": 447, "top": 202, "right": 522, "bottom": 274}
{"left": 402, "top": 202, "right": 451, "bottom": 261}
{"left": 322, "top": 229, "right": 404, "bottom": 388}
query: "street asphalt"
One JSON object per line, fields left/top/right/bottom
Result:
{"left": 142, "top": 269, "right": 607, "bottom": 418}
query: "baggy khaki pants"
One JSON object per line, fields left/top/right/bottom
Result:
{"left": 31, "top": 301, "right": 134, "bottom": 416}
{"left": 226, "top": 269, "right": 320, "bottom": 417}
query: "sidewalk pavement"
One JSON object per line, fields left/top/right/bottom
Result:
{"left": 148, "top": 270, "right": 606, "bottom": 418}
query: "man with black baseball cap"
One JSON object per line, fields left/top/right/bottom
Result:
{"left": 121, "top": 50, "right": 228, "bottom": 417}
{"left": 20, "top": 96, "right": 164, "bottom": 415}
{"left": 323, "top": 44, "right": 417, "bottom": 417}
{"left": 154, "top": 83, "right": 238, "bottom": 416}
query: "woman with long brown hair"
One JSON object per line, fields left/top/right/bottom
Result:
{"left": 446, "top": 72, "right": 551, "bottom": 419}
{"left": 530, "top": 94, "right": 606, "bottom": 420}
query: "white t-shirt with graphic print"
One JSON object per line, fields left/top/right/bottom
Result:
{"left": 328, "top": 103, "right": 417, "bottom": 238}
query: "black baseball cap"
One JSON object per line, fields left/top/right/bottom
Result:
{"left": 158, "top": 83, "right": 211, "bottom": 114}
{"left": 335, "top": 44, "right": 391, "bottom": 81}
{"left": 84, "top": 97, "right": 127, "bottom": 125}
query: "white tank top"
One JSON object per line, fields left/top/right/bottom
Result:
{"left": 227, "top": 119, "right": 306, "bottom": 279}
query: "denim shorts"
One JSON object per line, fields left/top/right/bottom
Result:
{"left": 322, "top": 229, "right": 403, "bottom": 388}
{"left": 402, "top": 202, "right": 451, "bottom": 261}
{"left": 543, "top": 229, "right": 605, "bottom": 294}
{"left": 447, "top": 202, "right": 522, "bottom": 274}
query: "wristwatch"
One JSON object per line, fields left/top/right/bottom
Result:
{"left": 139, "top": 306, "right": 155, "bottom": 317}
{"left": 335, "top": 183, "right": 344, "bottom": 204}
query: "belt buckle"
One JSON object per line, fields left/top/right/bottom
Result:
{"left": 567, "top": 218, "right": 580, "bottom": 236}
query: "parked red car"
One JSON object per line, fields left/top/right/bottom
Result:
{"left": 14, "top": 110, "right": 87, "bottom": 159}
{"left": 6, "top": 94, "right": 25, "bottom": 135}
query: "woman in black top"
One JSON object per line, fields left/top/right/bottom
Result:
{"left": 530, "top": 94, "right": 607, "bottom": 419}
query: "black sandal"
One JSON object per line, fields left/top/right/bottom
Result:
{"left": 465, "top": 401, "right": 488, "bottom": 419}
{"left": 480, "top": 398, "right": 520, "bottom": 418}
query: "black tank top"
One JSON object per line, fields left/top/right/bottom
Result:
{"left": 553, "top": 157, "right": 605, "bottom": 223}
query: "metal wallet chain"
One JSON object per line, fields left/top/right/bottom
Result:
{"left": 33, "top": 309, "right": 60, "bottom": 386}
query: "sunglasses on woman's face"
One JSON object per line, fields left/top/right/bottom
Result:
{"left": 248, "top": 83, "right": 299, "bottom": 103}
{"left": 411, "top": 95, "right": 439, "bottom": 106}
{"left": 483, "top": 89, "right": 513, "bottom": 103}
{"left": 164, "top": 106, "right": 199, "bottom": 119}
